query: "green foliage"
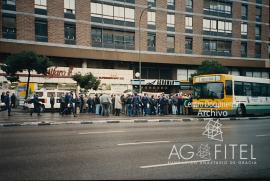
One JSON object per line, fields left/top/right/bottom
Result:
{"left": 72, "top": 73, "right": 100, "bottom": 91}
{"left": 0, "top": 51, "right": 53, "bottom": 98}
{"left": 190, "top": 60, "right": 229, "bottom": 82}
{"left": 1, "top": 51, "right": 52, "bottom": 81}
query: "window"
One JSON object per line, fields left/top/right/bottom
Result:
{"left": 147, "top": 33, "right": 156, "bottom": 51}
{"left": 255, "top": 43, "right": 261, "bottom": 58}
{"left": 64, "top": 23, "right": 76, "bottom": 44}
{"left": 125, "top": 8, "right": 135, "bottom": 22}
{"left": 103, "top": 4, "right": 113, "bottom": 19}
{"left": 225, "top": 80, "right": 232, "bottom": 96}
{"left": 255, "top": 25, "right": 261, "bottom": 39}
{"left": 167, "top": 14, "right": 175, "bottom": 27}
{"left": 2, "top": 15, "right": 16, "bottom": 39}
{"left": 252, "top": 83, "right": 261, "bottom": 97}
{"left": 256, "top": 7, "right": 262, "bottom": 21}
{"left": 186, "top": 0, "right": 193, "bottom": 9}
{"left": 185, "top": 16, "right": 193, "bottom": 29}
{"left": 147, "top": 11, "right": 156, "bottom": 25}
{"left": 35, "top": 0, "right": 46, "bottom": 9}
{"left": 203, "top": 19, "right": 217, "bottom": 32}
{"left": 91, "top": 3, "right": 135, "bottom": 23}
{"left": 64, "top": 0, "right": 75, "bottom": 14}
{"left": 35, "top": 19, "right": 48, "bottom": 42}
{"left": 91, "top": 28, "right": 135, "bottom": 50}
{"left": 241, "top": 4, "right": 248, "bottom": 19}
{"left": 241, "top": 23, "right": 248, "bottom": 35}
{"left": 203, "top": 39, "right": 231, "bottom": 55}
{"left": 114, "top": 6, "right": 125, "bottom": 21}
{"left": 3, "top": 0, "right": 15, "bottom": 5}
{"left": 203, "top": 18, "right": 232, "bottom": 33}
{"left": 261, "top": 84, "right": 268, "bottom": 97}
{"left": 148, "top": 0, "right": 156, "bottom": 7}
{"left": 91, "top": 3, "right": 102, "bottom": 17}
{"left": 91, "top": 28, "right": 102, "bottom": 47}
{"left": 167, "top": 0, "right": 175, "bottom": 6}
{"left": 2, "top": 0, "right": 16, "bottom": 10}
{"left": 167, "top": 35, "right": 175, "bottom": 53}
{"left": 243, "top": 82, "right": 252, "bottom": 96}
{"left": 103, "top": 30, "right": 114, "bottom": 47}
{"left": 241, "top": 42, "right": 247, "bottom": 57}
{"left": 234, "top": 81, "right": 243, "bottom": 96}
{"left": 204, "top": 0, "right": 232, "bottom": 14}
{"left": 185, "top": 37, "right": 193, "bottom": 53}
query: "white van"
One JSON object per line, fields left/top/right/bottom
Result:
{"left": 24, "top": 90, "right": 70, "bottom": 112}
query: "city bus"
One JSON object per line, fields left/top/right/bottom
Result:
{"left": 192, "top": 74, "right": 270, "bottom": 116}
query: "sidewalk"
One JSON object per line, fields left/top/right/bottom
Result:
{"left": 1, "top": 109, "right": 270, "bottom": 127}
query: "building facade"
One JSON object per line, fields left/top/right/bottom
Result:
{"left": 0, "top": 0, "right": 269, "bottom": 93}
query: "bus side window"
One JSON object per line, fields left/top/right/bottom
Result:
{"left": 225, "top": 80, "right": 232, "bottom": 96}
{"left": 268, "top": 85, "right": 270, "bottom": 97}
{"left": 234, "top": 81, "right": 243, "bottom": 96}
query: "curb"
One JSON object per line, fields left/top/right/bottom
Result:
{"left": 1, "top": 116, "right": 270, "bottom": 128}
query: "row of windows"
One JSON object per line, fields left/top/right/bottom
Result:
{"left": 91, "top": 3, "right": 135, "bottom": 23}
{"left": 91, "top": 28, "right": 135, "bottom": 50}
{"left": 203, "top": 39, "right": 232, "bottom": 55}
{"left": 204, "top": 0, "right": 232, "bottom": 15}
{"left": 203, "top": 19, "right": 232, "bottom": 34}
{"left": 1, "top": 14, "right": 264, "bottom": 57}
{"left": 234, "top": 82, "right": 270, "bottom": 97}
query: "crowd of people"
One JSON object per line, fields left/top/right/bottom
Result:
{"left": 57, "top": 91, "right": 193, "bottom": 117}
{"left": 0, "top": 91, "right": 17, "bottom": 116}
{"left": 0, "top": 90, "right": 193, "bottom": 117}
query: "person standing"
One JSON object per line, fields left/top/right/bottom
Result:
{"left": 100, "top": 93, "right": 111, "bottom": 116}
{"left": 131, "top": 92, "right": 141, "bottom": 116}
{"left": 79, "top": 94, "right": 84, "bottom": 113}
{"left": 141, "top": 93, "right": 150, "bottom": 116}
{"left": 50, "top": 95, "right": 55, "bottom": 113}
{"left": 94, "top": 94, "right": 101, "bottom": 115}
{"left": 1, "top": 92, "right": 5, "bottom": 103}
{"left": 11, "top": 93, "right": 16, "bottom": 108}
{"left": 126, "top": 94, "right": 133, "bottom": 116}
{"left": 4, "top": 91, "right": 11, "bottom": 116}
{"left": 114, "top": 94, "right": 122, "bottom": 116}
{"left": 30, "top": 94, "right": 41, "bottom": 116}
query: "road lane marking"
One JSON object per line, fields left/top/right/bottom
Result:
{"left": 256, "top": 134, "right": 270, "bottom": 137}
{"left": 140, "top": 160, "right": 211, "bottom": 169}
{"left": 117, "top": 140, "right": 171, "bottom": 146}
{"left": 78, "top": 131, "right": 126, "bottom": 135}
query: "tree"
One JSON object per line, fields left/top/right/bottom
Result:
{"left": 72, "top": 73, "right": 100, "bottom": 92}
{"left": 1, "top": 51, "right": 52, "bottom": 99}
{"left": 190, "top": 60, "right": 229, "bottom": 82}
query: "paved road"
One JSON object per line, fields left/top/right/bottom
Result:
{"left": 0, "top": 118, "right": 270, "bottom": 180}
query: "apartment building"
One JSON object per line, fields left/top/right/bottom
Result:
{"left": 0, "top": 0, "right": 269, "bottom": 93}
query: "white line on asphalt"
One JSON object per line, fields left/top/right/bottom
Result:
{"left": 117, "top": 140, "right": 171, "bottom": 146}
{"left": 78, "top": 130, "right": 126, "bottom": 135}
{"left": 256, "top": 134, "right": 270, "bottom": 137}
{"left": 140, "top": 160, "right": 211, "bottom": 169}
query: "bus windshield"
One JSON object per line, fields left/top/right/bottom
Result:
{"left": 193, "top": 82, "right": 224, "bottom": 99}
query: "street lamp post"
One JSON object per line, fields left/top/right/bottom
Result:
{"left": 138, "top": 5, "right": 152, "bottom": 94}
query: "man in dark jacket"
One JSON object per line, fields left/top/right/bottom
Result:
{"left": 50, "top": 95, "right": 55, "bottom": 112}
{"left": 11, "top": 93, "right": 16, "bottom": 108}
{"left": 1, "top": 92, "right": 5, "bottom": 103}
{"left": 4, "top": 91, "right": 11, "bottom": 116}
{"left": 30, "top": 94, "right": 41, "bottom": 116}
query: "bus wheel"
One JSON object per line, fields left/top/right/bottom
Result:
{"left": 236, "top": 105, "right": 246, "bottom": 116}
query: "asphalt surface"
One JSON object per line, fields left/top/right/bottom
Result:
{"left": 0, "top": 118, "right": 270, "bottom": 180}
